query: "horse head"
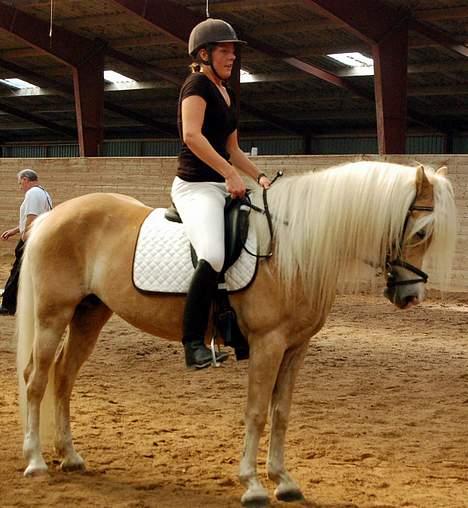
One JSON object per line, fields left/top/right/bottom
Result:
{"left": 384, "top": 165, "right": 452, "bottom": 309}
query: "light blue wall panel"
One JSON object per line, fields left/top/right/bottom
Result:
{"left": 1, "top": 134, "right": 466, "bottom": 157}
{"left": 239, "top": 137, "right": 304, "bottom": 155}
{"left": 453, "top": 136, "right": 468, "bottom": 153}
{"left": 103, "top": 140, "right": 142, "bottom": 156}
{"left": 406, "top": 136, "right": 445, "bottom": 154}
{"left": 48, "top": 144, "right": 79, "bottom": 157}
{"left": 316, "top": 137, "right": 378, "bottom": 154}
{"left": 3, "top": 145, "right": 47, "bottom": 158}
{"left": 142, "top": 139, "right": 180, "bottom": 156}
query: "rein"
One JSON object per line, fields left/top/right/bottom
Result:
{"left": 242, "top": 170, "right": 285, "bottom": 258}
{"left": 386, "top": 202, "right": 434, "bottom": 288}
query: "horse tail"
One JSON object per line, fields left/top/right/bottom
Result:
{"left": 16, "top": 240, "right": 35, "bottom": 432}
{"left": 16, "top": 218, "right": 56, "bottom": 443}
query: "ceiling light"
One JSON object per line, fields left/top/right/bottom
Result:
{"left": 104, "top": 70, "right": 136, "bottom": 84}
{"left": 0, "top": 78, "right": 38, "bottom": 89}
{"left": 240, "top": 69, "right": 255, "bottom": 83}
{"left": 327, "top": 52, "right": 374, "bottom": 68}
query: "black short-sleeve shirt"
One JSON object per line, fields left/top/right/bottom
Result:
{"left": 177, "top": 72, "right": 238, "bottom": 182}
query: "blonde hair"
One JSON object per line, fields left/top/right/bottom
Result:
{"left": 190, "top": 62, "right": 202, "bottom": 73}
{"left": 250, "top": 161, "right": 457, "bottom": 313}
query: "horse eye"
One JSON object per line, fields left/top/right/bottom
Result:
{"left": 416, "top": 229, "right": 426, "bottom": 240}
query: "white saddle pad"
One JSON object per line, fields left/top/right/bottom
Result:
{"left": 133, "top": 208, "right": 257, "bottom": 293}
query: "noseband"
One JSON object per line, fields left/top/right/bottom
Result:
{"left": 386, "top": 202, "right": 434, "bottom": 288}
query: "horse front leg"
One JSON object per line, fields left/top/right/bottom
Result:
{"left": 267, "top": 340, "right": 309, "bottom": 502}
{"left": 240, "top": 338, "right": 285, "bottom": 507}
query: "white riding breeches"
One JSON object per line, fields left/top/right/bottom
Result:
{"left": 171, "top": 177, "right": 228, "bottom": 273}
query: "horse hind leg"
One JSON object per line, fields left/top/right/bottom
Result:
{"left": 53, "top": 296, "right": 112, "bottom": 472}
{"left": 268, "top": 341, "right": 309, "bottom": 503}
{"left": 22, "top": 312, "right": 74, "bottom": 477}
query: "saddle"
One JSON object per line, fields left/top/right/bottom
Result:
{"left": 165, "top": 197, "right": 250, "bottom": 361}
{"left": 165, "top": 196, "right": 250, "bottom": 273}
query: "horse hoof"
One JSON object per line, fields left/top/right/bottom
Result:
{"left": 24, "top": 463, "right": 48, "bottom": 477}
{"left": 241, "top": 492, "right": 270, "bottom": 508}
{"left": 242, "top": 500, "right": 270, "bottom": 508}
{"left": 60, "top": 456, "right": 86, "bottom": 472}
{"left": 275, "top": 487, "right": 304, "bottom": 503}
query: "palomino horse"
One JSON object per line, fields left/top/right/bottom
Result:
{"left": 17, "top": 161, "right": 456, "bottom": 506}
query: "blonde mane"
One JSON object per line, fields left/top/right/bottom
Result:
{"left": 250, "top": 161, "right": 456, "bottom": 313}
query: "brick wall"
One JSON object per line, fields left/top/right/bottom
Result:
{"left": 1, "top": 155, "right": 466, "bottom": 291}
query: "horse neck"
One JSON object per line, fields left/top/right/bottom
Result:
{"left": 251, "top": 165, "right": 415, "bottom": 310}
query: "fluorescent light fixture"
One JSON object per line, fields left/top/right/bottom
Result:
{"left": 0, "top": 78, "right": 38, "bottom": 89}
{"left": 104, "top": 70, "right": 136, "bottom": 84}
{"left": 327, "top": 52, "right": 374, "bottom": 68}
{"left": 240, "top": 68, "right": 255, "bottom": 83}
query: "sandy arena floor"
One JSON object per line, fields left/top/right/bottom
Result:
{"left": 0, "top": 259, "right": 467, "bottom": 508}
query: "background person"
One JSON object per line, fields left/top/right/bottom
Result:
{"left": 172, "top": 18, "right": 271, "bottom": 369}
{"left": 0, "top": 169, "right": 52, "bottom": 316}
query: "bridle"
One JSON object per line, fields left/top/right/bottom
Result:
{"left": 385, "top": 199, "right": 434, "bottom": 288}
{"left": 243, "top": 176, "right": 434, "bottom": 290}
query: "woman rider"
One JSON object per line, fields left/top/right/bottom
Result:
{"left": 172, "top": 18, "right": 271, "bottom": 369}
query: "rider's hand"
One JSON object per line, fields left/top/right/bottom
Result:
{"left": 258, "top": 174, "right": 271, "bottom": 189}
{"left": 225, "top": 170, "right": 246, "bottom": 199}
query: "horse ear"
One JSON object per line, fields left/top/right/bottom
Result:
{"left": 415, "top": 164, "right": 427, "bottom": 195}
{"left": 436, "top": 165, "right": 448, "bottom": 177}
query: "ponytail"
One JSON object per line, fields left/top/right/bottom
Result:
{"left": 190, "top": 43, "right": 217, "bottom": 73}
{"left": 190, "top": 62, "right": 201, "bottom": 73}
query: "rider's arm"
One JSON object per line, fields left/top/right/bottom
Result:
{"left": 227, "top": 131, "right": 271, "bottom": 188}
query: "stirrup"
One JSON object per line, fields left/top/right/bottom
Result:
{"left": 210, "top": 336, "right": 227, "bottom": 367}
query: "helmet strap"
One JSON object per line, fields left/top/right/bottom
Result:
{"left": 199, "top": 45, "right": 225, "bottom": 83}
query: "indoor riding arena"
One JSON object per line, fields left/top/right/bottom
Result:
{"left": 0, "top": 2, "right": 467, "bottom": 508}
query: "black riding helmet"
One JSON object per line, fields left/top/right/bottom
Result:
{"left": 188, "top": 18, "right": 246, "bottom": 80}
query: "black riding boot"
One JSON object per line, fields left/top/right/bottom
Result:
{"left": 183, "top": 260, "right": 229, "bottom": 369}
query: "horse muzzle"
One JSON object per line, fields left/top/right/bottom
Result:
{"left": 384, "top": 285, "right": 421, "bottom": 309}
{"left": 383, "top": 260, "right": 428, "bottom": 309}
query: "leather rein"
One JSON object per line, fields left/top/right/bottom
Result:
{"left": 241, "top": 170, "right": 285, "bottom": 258}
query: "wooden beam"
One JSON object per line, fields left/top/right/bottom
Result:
{"left": 72, "top": 53, "right": 104, "bottom": 156}
{"left": 0, "top": 1, "right": 105, "bottom": 154}
{"left": 113, "top": 0, "right": 368, "bottom": 96}
{"left": 0, "top": 99, "right": 76, "bottom": 137}
{"left": 373, "top": 21, "right": 409, "bottom": 154}
{"left": 409, "top": 19, "right": 468, "bottom": 58}
{"left": 302, "top": 0, "right": 409, "bottom": 45}
{"left": 302, "top": 1, "right": 413, "bottom": 152}
{"left": 103, "top": 102, "right": 177, "bottom": 136}
{"left": 0, "top": 2, "right": 101, "bottom": 67}
{"left": 113, "top": 0, "right": 305, "bottom": 134}
{"left": 0, "top": 56, "right": 177, "bottom": 136}
{"left": 106, "top": 46, "right": 182, "bottom": 86}
{"left": 198, "top": 0, "right": 297, "bottom": 9}
{"left": 417, "top": 7, "right": 468, "bottom": 21}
